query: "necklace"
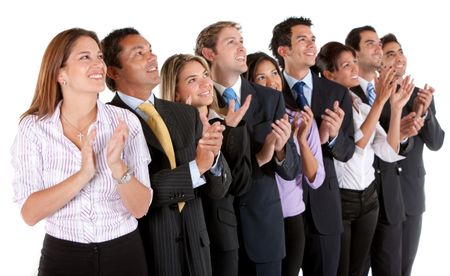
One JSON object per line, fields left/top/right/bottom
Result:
{"left": 61, "top": 112, "right": 95, "bottom": 142}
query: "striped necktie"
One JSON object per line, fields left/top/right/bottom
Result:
{"left": 367, "top": 82, "right": 376, "bottom": 106}
{"left": 293, "top": 81, "right": 309, "bottom": 110}
{"left": 223, "top": 87, "right": 240, "bottom": 111}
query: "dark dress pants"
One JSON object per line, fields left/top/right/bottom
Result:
{"left": 338, "top": 183, "right": 379, "bottom": 276}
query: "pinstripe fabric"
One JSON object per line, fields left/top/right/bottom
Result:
{"left": 11, "top": 101, "right": 151, "bottom": 243}
{"left": 110, "top": 95, "right": 226, "bottom": 276}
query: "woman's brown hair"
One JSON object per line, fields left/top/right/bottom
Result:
{"left": 21, "top": 28, "right": 100, "bottom": 120}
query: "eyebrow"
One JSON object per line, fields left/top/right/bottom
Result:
{"left": 183, "top": 69, "right": 207, "bottom": 81}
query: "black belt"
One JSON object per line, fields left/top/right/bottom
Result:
{"left": 340, "top": 181, "right": 376, "bottom": 197}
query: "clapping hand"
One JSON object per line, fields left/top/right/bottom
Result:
{"left": 224, "top": 95, "right": 252, "bottom": 127}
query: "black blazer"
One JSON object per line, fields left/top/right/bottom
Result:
{"left": 109, "top": 94, "right": 231, "bottom": 276}
{"left": 282, "top": 72, "right": 355, "bottom": 235}
{"left": 201, "top": 118, "right": 252, "bottom": 252}
{"left": 220, "top": 77, "right": 300, "bottom": 263}
{"left": 398, "top": 87, "right": 445, "bottom": 216}
{"left": 351, "top": 85, "right": 411, "bottom": 224}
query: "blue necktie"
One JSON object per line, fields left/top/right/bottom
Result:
{"left": 293, "top": 81, "right": 309, "bottom": 110}
{"left": 367, "top": 82, "right": 376, "bottom": 106}
{"left": 223, "top": 87, "right": 240, "bottom": 111}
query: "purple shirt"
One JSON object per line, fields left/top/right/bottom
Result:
{"left": 276, "top": 108, "right": 325, "bottom": 218}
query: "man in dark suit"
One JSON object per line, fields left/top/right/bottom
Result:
{"left": 102, "top": 27, "right": 231, "bottom": 276}
{"left": 270, "top": 17, "right": 355, "bottom": 276}
{"left": 196, "top": 21, "right": 300, "bottom": 276}
{"left": 380, "top": 33, "right": 445, "bottom": 276}
{"left": 345, "top": 26, "right": 420, "bottom": 276}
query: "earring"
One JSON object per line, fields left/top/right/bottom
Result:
{"left": 61, "top": 80, "right": 66, "bottom": 86}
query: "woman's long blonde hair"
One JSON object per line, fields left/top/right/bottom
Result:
{"left": 160, "top": 54, "right": 221, "bottom": 114}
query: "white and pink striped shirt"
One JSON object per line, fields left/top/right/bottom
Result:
{"left": 11, "top": 100, "right": 151, "bottom": 243}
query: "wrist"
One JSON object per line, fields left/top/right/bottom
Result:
{"left": 110, "top": 162, "right": 127, "bottom": 180}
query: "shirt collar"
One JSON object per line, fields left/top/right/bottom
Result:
{"left": 117, "top": 91, "right": 155, "bottom": 111}
{"left": 214, "top": 77, "right": 242, "bottom": 100}
{"left": 283, "top": 70, "right": 313, "bottom": 90}
{"left": 358, "top": 77, "right": 374, "bottom": 97}
{"left": 48, "top": 100, "right": 104, "bottom": 128}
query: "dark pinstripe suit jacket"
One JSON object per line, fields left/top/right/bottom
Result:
{"left": 110, "top": 94, "right": 231, "bottom": 276}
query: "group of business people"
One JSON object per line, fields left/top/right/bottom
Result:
{"left": 11, "top": 16, "right": 444, "bottom": 276}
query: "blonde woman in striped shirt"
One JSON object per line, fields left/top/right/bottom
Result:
{"left": 11, "top": 28, "right": 152, "bottom": 276}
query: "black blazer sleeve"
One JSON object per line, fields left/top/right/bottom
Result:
{"left": 327, "top": 84, "right": 355, "bottom": 163}
{"left": 221, "top": 122, "right": 252, "bottom": 196}
{"left": 272, "top": 92, "right": 300, "bottom": 181}
{"left": 203, "top": 154, "right": 232, "bottom": 199}
{"left": 420, "top": 97, "right": 445, "bottom": 151}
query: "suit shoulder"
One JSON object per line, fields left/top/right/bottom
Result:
{"left": 249, "top": 82, "right": 281, "bottom": 99}
{"left": 318, "top": 77, "right": 347, "bottom": 93}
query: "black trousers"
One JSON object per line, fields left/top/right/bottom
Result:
{"left": 211, "top": 248, "right": 238, "bottom": 276}
{"left": 282, "top": 214, "right": 305, "bottom": 276}
{"left": 238, "top": 246, "right": 282, "bottom": 276}
{"left": 338, "top": 183, "right": 379, "bottom": 276}
{"left": 367, "top": 203, "right": 403, "bottom": 276}
{"left": 302, "top": 207, "right": 341, "bottom": 276}
{"left": 38, "top": 229, "right": 147, "bottom": 276}
{"left": 402, "top": 214, "right": 422, "bottom": 276}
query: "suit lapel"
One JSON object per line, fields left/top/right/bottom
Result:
{"left": 311, "top": 73, "right": 322, "bottom": 114}
{"left": 282, "top": 74, "right": 298, "bottom": 111}
{"left": 240, "top": 78, "right": 257, "bottom": 124}
{"left": 110, "top": 94, "right": 165, "bottom": 154}
{"left": 351, "top": 85, "right": 368, "bottom": 104}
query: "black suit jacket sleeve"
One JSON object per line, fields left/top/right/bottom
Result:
{"left": 327, "top": 84, "right": 355, "bottom": 163}
{"left": 420, "top": 98, "right": 445, "bottom": 150}
{"left": 273, "top": 93, "right": 300, "bottom": 181}
{"left": 203, "top": 154, "right": 232, "bottom": 199}
{"left": 147, "top": 103, "right": 203, "bottom": 207}
{"left": 221, "top": 122, "right": 252, "bottom": 196}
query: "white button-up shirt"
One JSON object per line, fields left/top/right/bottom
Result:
{"left": 11, "top": 100, "right": 151, "bottom": 243}
{"left": 334, "top": 92, "right": 404, "bottom": 190}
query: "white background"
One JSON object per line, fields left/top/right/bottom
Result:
{"left": 1, "top": 0, "right": 448, "bottom": 275}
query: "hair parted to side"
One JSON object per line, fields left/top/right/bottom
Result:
{"left": 380, "top": 33, "right": 401, "bottom": 49}
{"left": 244, "top": 52, "right": 282, "bottom": 85}
{"left": 160, "top": 54, "right": 220, "bottom": 113}
{"left": 269, "top": 16, "right": 313, "bottom": 69}
{"left": 101, "top": 27, "right": 140, "bottom": 91}
{"left": 21, "top": 28, "right": 100, "bottom": 121}
{"left": 195, "top": 21, "right": 241, "bottom": 65}
{"left": 345, "top": 25, "right": 377, "bottom": 51}
{"left": 315, "top": 41, "right": 356, "bottom": 75}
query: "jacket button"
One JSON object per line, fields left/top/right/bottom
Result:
{"left": 376, "top": 169, "right": 381, "bottom": 174}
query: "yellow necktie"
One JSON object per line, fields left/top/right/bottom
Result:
{"left": 138, "top": 102, "right": 185, "bottom": 212}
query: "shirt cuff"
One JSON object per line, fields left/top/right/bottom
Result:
{"left": 274, "top": 155, "right": 285, "bottom": 166}
{"left": 209, "top": 152, "right": 223, "bottom": 176}
{"left": 189, "top": 160, "right": 206, "bottom": 188}
{"left": 400, "top": 137, "right": 409, "bottom": 145}
{"left": 328, "top": 134, "right": 338, "bottom": 147}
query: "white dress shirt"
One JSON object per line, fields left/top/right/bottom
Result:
{"left": 11, "top": 100, "right": 151, "bottom": 243}
{"left": 334, "top": 92, "right": 405, "bottom": 190}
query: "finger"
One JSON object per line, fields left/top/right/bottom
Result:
{"left": 85, "top": 126, "right": 97, "bottom": 147}
{"left": 186, "top": 95, "right": 192, "bottom": 105}
{"left": 199, "top": 112, "right": 210, "bottom": 130}
{"left": 304, "top": 106, "right": 314, "bottom": 117}
{"left": 333, "top": 101, "right": 339, "bottom": 111}
{"left": 228, "top": 99, "right": 235, "bottom": 113}
{"left": 241, "top": 94, "right": 252, "bottom": 111}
